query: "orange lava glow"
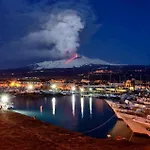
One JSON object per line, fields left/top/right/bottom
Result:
{"left": 65, "top": 53, "right": 78, "bottom": 64}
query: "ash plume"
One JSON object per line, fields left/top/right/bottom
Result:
{"left": 26, "top": 9, "right": 85, "bottom": 58}
{"left": 0, "top": 0, "right": 98, "bottom": 68}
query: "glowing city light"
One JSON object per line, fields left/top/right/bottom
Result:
{"left": 27, "top": 84, "right": 34, "bottom": 90}
{"left": 52, "top": 97, "right": 56, "bottom": 115}
{"left": 89, "top": 97, "right": 92, "bottom": 115}
{"left": 72, "top": 95, "right": 75, "bottom": 116}
{"left": 16, "top": 83, "right": 21, "bottom": 87}
{"left": 51, "top": 84, "right": 56, "bottom": 89}
{"left": 72, "top": 86, "right": 76, "bottom": 91}
{"left": 89, "top": 88, "right": 92, "bottom": 92}
{"left": 80, "top": 88, "right": 84, "bottom": 92}
{"left": 81, "top": 97, "right": 84, "bottom": 118}
{"left": 1, "top": 95, "right": 9, "bottom": 103}
{"left": 10, "top": 81, "right": 21, "bottom": 87}
{"left": 10, "top": 81, "right": 15, "bottom": 87}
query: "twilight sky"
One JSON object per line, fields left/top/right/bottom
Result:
{"left": 0, "top": 0, "right": 150, "bottom": 69}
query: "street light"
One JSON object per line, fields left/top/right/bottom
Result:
{"left": 80, "top": 88, "right": 84, "bottom": 93}
{"left": 27, "top": 84, "right": 34, "bottom": 91}
{"left": 89, "top": 88, "right": 92, "bottom": 92}
{"left": 10, "top": 81, "right": 15, "bottom": 87}
{"left": 1, "top": 95, "right": 9, "bottom": 103}
{"left": 71, "top": 86, "right": 76, "bottom": 94}
{"left": 51, "top": 84, "right": 56, "bottom": 89}
{"left": 72, "top": 86, "right": 76, "bottom": 91}
{"left": 51, "top": 84, "right": 57, "bottom": 94}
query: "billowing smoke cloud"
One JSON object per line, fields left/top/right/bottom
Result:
{"left": 0, "top": 0, "right": 98, "bottom": 68}
{"left": 26, "top": 9, "right": 85, "bottom": 58}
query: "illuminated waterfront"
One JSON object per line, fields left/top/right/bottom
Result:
{"left": 13, "top": 95, "right": 118, "bottom": 138}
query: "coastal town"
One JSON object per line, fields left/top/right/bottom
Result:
{"left": 1, "top": 0, "right": 150, "bottom": 149}
{"left": 0, "top": 76, "right": 150, "bottom": 141}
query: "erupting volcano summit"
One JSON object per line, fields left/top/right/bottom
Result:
{"left": 32, "top": 55, "right": 114, "bottom": 70}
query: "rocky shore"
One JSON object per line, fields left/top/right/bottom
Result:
{"left": 0, "top": 110, "right": 149, "bottom": 150}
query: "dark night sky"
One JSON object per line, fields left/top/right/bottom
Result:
{"left": 81, "top": 0, "right": 150, "bottom": 65}
{"left": 0, "top": 0, "right": 150, "bottom": 69}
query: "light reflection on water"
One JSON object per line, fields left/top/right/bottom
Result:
{"left": 52, "top": 97, "right": 56, "bottom": 115}
{"left": 13, "top": 95, "right": 118, "bottom": 138}
{"left": 72, "top": 95, "right": 75, "bottom": 117}
{"left": 89, "top": 97, "right": 92, "bottom": 116}
{"left": 81, "top": 97, "right": 84, "bottom": 118}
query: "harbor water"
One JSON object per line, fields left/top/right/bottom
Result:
{"left": 12, "top": 95, "right": 133, "bottom": 139}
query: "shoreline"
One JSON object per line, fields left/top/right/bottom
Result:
{"left": 0, "top": 110, "right": 149, "bottom": 150}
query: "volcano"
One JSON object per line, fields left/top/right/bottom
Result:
{"left": 31, "top": 55, "right": 115, "bottom": 70}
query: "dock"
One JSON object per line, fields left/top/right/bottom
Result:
{"left": 106, "top": 100, "right": 150, "bottom": 137}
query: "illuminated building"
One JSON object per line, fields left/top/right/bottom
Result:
{"left": 125, "top": 79, "right": 135, "bottom": 91}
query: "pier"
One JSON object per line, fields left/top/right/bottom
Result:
{"left": 106, "top": 100, "right": 150, "bottom": 137}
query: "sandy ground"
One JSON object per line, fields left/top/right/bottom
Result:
{"left": 0, "top": 110, "right": 149, "bottom": 150}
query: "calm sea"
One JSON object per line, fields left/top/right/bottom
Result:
{"left": 13, "top": 95, "right": 121, "bottom": 138}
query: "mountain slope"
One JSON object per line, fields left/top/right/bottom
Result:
{"left": 32, "top": 56, "right": 114, "bottom": 70}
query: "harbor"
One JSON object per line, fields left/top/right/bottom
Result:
{"left": 0, "top": 77, "right": 150, "bottom": 148}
